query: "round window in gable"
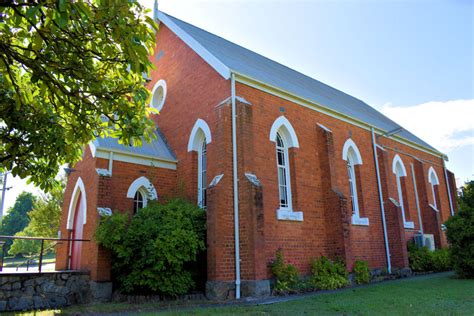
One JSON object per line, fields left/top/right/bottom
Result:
{"left": 151, "top": 79, "right": 167, "bottom": 112}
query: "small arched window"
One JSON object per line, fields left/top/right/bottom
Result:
{"left": 198, "top": 137, "right": 207, "bottom": 208}
{"left": 133, "top": 190, "right": 145, "bottom": 214}
{"left": 276, "top": 132, "right": 291, "bottom": 209}
{"left": 127, "top": 176, "right": 158, "bottom": 213}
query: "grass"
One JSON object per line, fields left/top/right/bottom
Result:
{"left": 3, "top": 252, "right": 55, "bottom": 268}
{"left": 19, "top": 272, "right": 474, "bottom": 315}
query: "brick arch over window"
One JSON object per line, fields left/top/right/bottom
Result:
{"left": 67, "top": 177, "right": 87, "bottom": 230}
{"left": 188, "top": 119, "right": 212, "bottom": 152}
{"left": 269, "top": 116, "right": 299, "bottom": 148}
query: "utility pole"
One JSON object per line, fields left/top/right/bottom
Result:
{"left": 0, "top": 172, "right": 9, "bottom": 222}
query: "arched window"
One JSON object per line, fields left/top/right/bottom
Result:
{"left": 428, "top": 166, "right": 440, "bottom": 210}
{"left": 342, "top": 139, "right": 368, "bottom": 225}
{"left": 127, "top": 176, "right": 158, "bottom": 213}
{"left": 133, "top": 190, "right": 146, "bottom": 214}
{"left": 276, "top": 132, "right": 291, "bottom": 209}
{"left": 269, "top": 116, "right": 302, "bottom": 221}
{"left": 188, "top": 119, "right": 212, "bottom": 208}
{"left": 392, "top": 155, "right": 414, "bottom": 229}
{"left": 198, "top": 137, "right": 207, "bottom": 208}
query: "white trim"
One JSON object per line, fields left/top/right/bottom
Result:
{"left": 428, "top": 166, "right": 440, "bottom": 185}
{"left": 157, "top": 12, "right": 231, "bottom": 79}
{"left": 392, "top": 154, "right": 407, "bottom": 176}
{"left": 351, "top": 215, "right": 369, "bottom": 226}
{"left": 276, "top": 208, "right": 303, "bottom": 221}
{"left": 89, "top": 142, "right": 97, "bottom": 157}
{"left": 66, "top": 177, "right": 87, "bottom": 230}
{"left": 234, "top": 73, "right": 446, "bottom": 159}
{"left": 126, "top": 176, "right": 158, "bottom": 200}
{"left": 404, "top": 221, "right": 415, "bottom": 229}
{"left": 150, "top": 79, "right": 167, "bottom": 112}
{"left": 95, "top": 149, "right": 176, "bottom": 170}
{"left": 342, "top": 138, "right": 363, "bottom": 165}
{"left": 269, "top": 116, "right": 300, "bottom": 148}
{"left": 317, "top": 123, "right": 332, "bottom": 133}
{"left": 188, "top": 119, "right": 212, "bottom": 152}
{"left": 429, "top": 204, "right": 440, "bottom": 212}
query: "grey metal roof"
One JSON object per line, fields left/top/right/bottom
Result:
{"left": 163, "top": 13, "right": 440, "bottom": 154}
{"left": 93, "top": 128, "right": 176, "bottom": 161}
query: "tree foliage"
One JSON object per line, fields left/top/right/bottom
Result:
{"left": 9, "top": 181, "right": 64, "bottom": 256}
{"left": 0, "top": 191, "right": 35, "bottom": 236}
{"left": 445, "top": 181, "right": 474, "bottom": 278}
{"left": 95, "top": 198, "right": 206, "bottom": 296}
{"left": 0, "top": 0, "right": 157, "bottom": 190}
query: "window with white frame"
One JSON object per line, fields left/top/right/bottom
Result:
{"left": 342, "top": 139, "right": 368, "bottom": 226}
{"left": 276, "top": 132, "right": 292, "bottom": 209}
{"left": 393, "top": 155, "right": 414, "bottom": 229}
{"left": 126, "top": 176, "right": 158, "bottom": 214}
{"left": 269, "top": 116, "right": 302, "bottom": 221}
{"left": 346, "top": 152, "right": 359, "bottom": 216}
{"left": 428, "top": 167, "right": 440, "bottom": 210}
{"left": 151, "top": 79, "right": 167, "bottom": 112}
{"left": 198, "top": 137, "right": 207, "bottom": 209}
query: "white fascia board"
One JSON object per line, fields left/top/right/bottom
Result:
{"left": 95, "top": 149, "right": 177, "bottom": 170}
{"left": 233, "top": 72, "right": 446, "bottom": 159}
{"left": 158, "top": 12, "right": 231, "bottom": 80}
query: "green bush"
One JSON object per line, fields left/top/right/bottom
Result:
{"left": 353, "top": 260, "right": 370, "bottom": 284}
{"left": 95, "top": 198, "right": 206, "bottom": 296}
{"left": 445, "top": 182, "right": 474, "bottom": 278}
{"left": 408, "top": 243, "right": 451, "bottom": 273}
{"left": 431, "top": 248, "right": 451, "bottom": 272}
{"left": 270, "top": 249, "right": 300, "bottom": 294}
{"left": 310, "top": 256, "right": 349, "bottom": 290}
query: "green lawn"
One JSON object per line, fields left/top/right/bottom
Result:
{"left": 2, "top": 252, "right": 55, "bottom": 268}
{"left": 25, "top": 272, "right": 474, "bottom": 315}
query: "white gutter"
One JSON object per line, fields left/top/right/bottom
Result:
{"left": 410, "top": 163, "right": 423, "bottom": 236}
{"left": 371, "top": 128, "right": 391, "bottom": 273}
{"left": 442, "top": 160, "right": 455, "bottom": 216}
{"left": 231, "top": 73, "right": 241, "bottom": 299}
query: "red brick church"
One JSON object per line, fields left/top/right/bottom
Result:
{"left": 56, "top": 6, "right": 457, "bottom": 299}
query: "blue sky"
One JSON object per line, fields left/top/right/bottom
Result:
{"left": 3, "top": 0, "right": 473, "bottom": 211}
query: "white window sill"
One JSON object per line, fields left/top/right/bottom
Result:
{"left": 404, "top": 221, "right": 415, "bottom": 229}
{"left": 276, "top": 208, "right": 303, "bottom": 221}
{"left": 351, "top": 215, "right": 369, "bottom": 226}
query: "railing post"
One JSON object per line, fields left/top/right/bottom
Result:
{"left": 38, "top": 239, "right": 44, "bottom": 273}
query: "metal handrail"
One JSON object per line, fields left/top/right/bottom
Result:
{"left": 0, "top": 235, "right": 90, "bottom": 273}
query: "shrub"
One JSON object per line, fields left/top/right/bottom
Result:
{"left": 310, "top": 256, "right": 349, "bottom": 290}
{"left": 95, "top": 198, "right": 206, "bottom": 296}
{"left": 431, "top": 248, "right": 451, "bottom": 272}
{"left": 408, "top": 242, "right": 433, "bottom": 272}
{"left": 445, "top": 182, "right": 474, "bottom": 278}
{"left": 270, "top": 249, "right": 300, "bottom": 294}
{"left": 353, "top": 260, "right": 370, "bottom": 284}
{"left": 408, "top": 243, "right": 452, "bottom": 273}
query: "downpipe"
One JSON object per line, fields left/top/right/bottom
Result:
{"left": 231, "top": 73, "right": 241, "bottom": 299}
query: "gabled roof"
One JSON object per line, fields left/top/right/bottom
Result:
{"left": 158, "top": 12, "right": 442, "bottom": 157}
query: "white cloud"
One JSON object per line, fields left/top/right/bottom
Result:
{"left": 380, "top": 99, "right": 474, "bottom": 153}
